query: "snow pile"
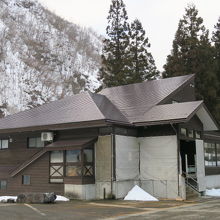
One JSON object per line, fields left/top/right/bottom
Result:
{"left": 55, "top": 195, "right": 70, "bottom": 202}
{"left": 205, "top": 188, "right": 220, "bottom": 197}
{"left": 0, "top": 195, "right": 69, "bottom": 202}
{"left": 0, "top": 196, "right": 17, "bottom": 202}
{"left": 124, "top": 185, "right": 158, "bottom": 201}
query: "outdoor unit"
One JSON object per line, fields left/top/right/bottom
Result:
{"left": 41, "top": 132, "right": 54, "bottom": 142}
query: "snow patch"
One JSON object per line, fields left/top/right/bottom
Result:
{"left": 0, "top": 196, "right": 17, "bottom": 202}
{"left": 55, "top": 195, "right": 70, "bottom": 202}
{"left": 0, "top": 195, "right": 69, "bottom": 202}
{"left": 124, "top": 185, "right": 158, "bottom": 201}
{"left": 205, "top": 188, "right": 220, "bottom": 197}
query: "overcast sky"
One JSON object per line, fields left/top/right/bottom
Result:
{"left": 39, "top": 0, "right": 220, "bottom": 71}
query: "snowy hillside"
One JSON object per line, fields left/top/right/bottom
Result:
{"left": 0, "top": 0, "right": 102, "bottom": 115}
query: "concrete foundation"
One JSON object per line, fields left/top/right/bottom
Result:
{"left": 64, "top": 184, "right": 96, "bottom": 200}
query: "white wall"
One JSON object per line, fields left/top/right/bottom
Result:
{"left": 139, "top": 136, "right": 180, "bottom": 199}
{"left": 205, "top": 175, "right": 220, "bottom": 189}
{"left": 115, "top": 135, "right": 139, "bottom": 181}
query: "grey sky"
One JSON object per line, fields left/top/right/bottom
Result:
{"left": 39, "top": 0, "right": 220, "bottom": 71}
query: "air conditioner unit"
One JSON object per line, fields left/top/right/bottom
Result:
{"left": 41, "top": 132, "right": 53, "bottom": 142}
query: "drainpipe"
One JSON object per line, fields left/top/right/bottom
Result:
{"left": 110, "top": 132, "right": 115, "bottom": 199}
{"left": 170, "top": 123, "right": 180, "bottom": 197}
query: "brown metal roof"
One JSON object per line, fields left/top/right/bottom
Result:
{"left": 46, "top": 137, "right": 97, "bottom": 148}
{"left": 133, "top": 101, "right": 203, "bottom": 126}
{"left": 0, "top": 91, "right": 128, "bottom": 131}
{"left": 99, "top": 74, "right": 194, "bottom": 122}
{"left": 0, "top": 74, "right": 196, "bottom": 131}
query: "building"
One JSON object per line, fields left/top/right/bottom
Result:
{"left": 0, "top": 74, "right": 219, "bottom": 200}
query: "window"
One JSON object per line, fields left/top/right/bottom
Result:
{"left": 50, "top": 151, "right": 64, "bottom": 183}
{"left": 180, "top": 128, "right": 187, "bottom": 136}
{"left": 217, "top": 144, "right": 220, "bottom": 166}
{"left": 66, "top": 166, "right": 82, "bottom": 176}
{"left": 195, "top": 131, "right": 201, "bottom": 139}
{"left": 0, "top": 180, "right": 7, "bottom": 189}
{"left": 188, "top": 130, "right": 194, "bottom": 138}
{"left": 0, "top": 139, "right": 8, "bottom": 149}
{"left": 22, "top": 175, "right": 31, "bottom": 185}
{"left": 66, "top": 150, "right": 81, "bottom": 162}
{"left": 51, "top": 151, "right": 63, "bottom": 163}
{"left": 204, "top": 143, "right": 216, "bottom": 166}
{"left": 50, "top": 147, "right": 94, "bottom": 183}
{"left": 28, "top": 137, "right": 44, "bottom": 148}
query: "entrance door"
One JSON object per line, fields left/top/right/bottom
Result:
{"left": 180, "top": 140, "right": 196, "bottom": 175}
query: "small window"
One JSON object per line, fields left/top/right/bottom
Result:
{"left": 66, "top": 150, "right": 81, "bottom": 163}
{"left": 0, "top": 139, "right": 8, "bottom": 149}
{"left": 50, "top": 151, "right": 63, "bottom": 163}
{"left": 66, "top": 166, "right": 82, "bottom": 176}
{"left": 50, "top": 179, "right": 63, "bottom": 183}
{"left": 195, "top": 131, "right": 201, "bottom": 139}
{"left": 83, "top": 149, "right": 93, "bottom": 163}
{"left": 180, "top": 128, "right": 187, "bottom": 136}
{"left": 0, "top": 180, "right": 7, "bottom": 189}
{"left": 217, "top": 144, "right": 220, "bottom": 166}
{"left": 28, "top": 137, "right": 44, "bottom": 148}
{"left": 188, "top": 130, "right": 194, "bottom": 138}
{"left": 204, "top": 143, "right": 216, "bottom": 167}
{"left": 22, "top": 175, "right": 31, "bottom": 185}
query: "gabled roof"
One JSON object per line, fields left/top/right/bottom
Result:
{"left": 99, "top": 74, "right": 194, "bottom": 122}
{"left": 133, "top": 101, "right": 203, "bottom": 126}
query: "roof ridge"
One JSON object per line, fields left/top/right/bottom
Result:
{"left": 88, "top": 92, "right": 130, "bottom": 123}
{"left": 99, "top": 74, "right": 195, "bottom": 94}
{"left": 87, "top": 91, "right": 107, "bottom": 120}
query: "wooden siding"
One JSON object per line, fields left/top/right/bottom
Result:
{"left": 0, "top": 128, "right": 99, "bottom": 195}
{"left": 138, "top": 124, "right": 176, "bottom": 137}
{"left": 162, "top": 79, "right": 195, "bottom": 104}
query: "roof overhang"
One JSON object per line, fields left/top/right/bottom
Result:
{"left": 196, "top": 104, "right": 219, "bottom": 131}
{"left": 133, "top": 101, "right": 219, "bottom": 131}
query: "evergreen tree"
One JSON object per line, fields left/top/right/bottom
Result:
{"left": 212, "top": 17, "right": 220, "bottom": 120}
{"left": 127, "top": 19, "right": 159, "bottom": 83}
{"left": 163, "top": 4, "right": 218, "bottom": 121}
{"left": 99, "top": 0, "right": 130, "bottom": 88}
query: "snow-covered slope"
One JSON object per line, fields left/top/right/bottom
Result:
{"left": 0, "top": 0, "right": 102, "bottom": 115}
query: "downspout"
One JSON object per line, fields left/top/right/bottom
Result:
{"left": 170, "top": 123, "right": 180, "bottom": 197}
{"left": 110, "top": 129, "right": 116, "bottom": 199}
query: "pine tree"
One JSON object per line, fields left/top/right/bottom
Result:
{"left": 99, "top": 0, "right": 130, "bottom": 88}
{"left": 127, "top": 19, "right": 159, "bottom": 83}
{"left": 163, "top": 4, "right": 219, "bottom": 121}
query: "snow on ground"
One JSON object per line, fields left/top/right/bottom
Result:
{"left": 205, "top": 189, "right": 220, "bottom": 197}
{"left": 124, "top": 185, "right": 159, "bottom": 201}
{"left": 0, "top": 196, "right": 17, "bottom": 202}
{"left": 0, "top": 195, "right": 69, "bottom": 202}
{"left": 55, "top": 195, "right": 70, "bottom": 202}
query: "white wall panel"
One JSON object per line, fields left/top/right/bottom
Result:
{"left": 115, "top": 135, "right": 139, "bottom": 181}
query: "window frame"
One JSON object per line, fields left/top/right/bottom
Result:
{"left": 0, "top": 180, "right": 7, "bottom": 190}
{"left": 49, "top": 146, "right": 94, "bottom": 183}
{"left": 0, "top": 139, "right": 9, "bottom": 150}
{"left": 204, "top": 142, "right": 220, "bottom": 167}
{"left": 27, "top": 137, "right": 44, "bottom": 148}
{"left": 22, "top": 175, "right": 31, "bottom": 185}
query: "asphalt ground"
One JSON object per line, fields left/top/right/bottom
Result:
{"left": 0, "top": 197, "right": 219, "bottom": 220}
